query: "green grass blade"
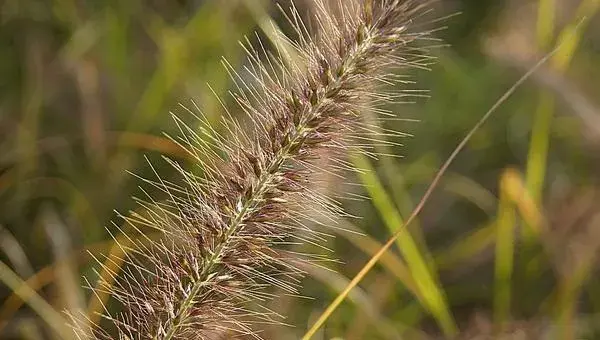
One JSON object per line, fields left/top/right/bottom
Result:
{"left": 493, "top": 169, "right": 518, "bottom": 329}
{"left": 351, "top": 153, "right": 458, "bottom": 337}
{"left": 435, "top": 222, "right": 496, "bottom": 271}
{"left": 524, "top": 0, "right": 598, "bottom": 238}
{"left": 536, "top": 0, "right": 556, "bottom": 49}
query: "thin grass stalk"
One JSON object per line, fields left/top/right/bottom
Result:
{"left": 352, "top": 152, "right": 457, "bottom": 336}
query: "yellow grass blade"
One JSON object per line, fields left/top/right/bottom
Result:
{"left": 536, "top": 0, "right": 556, "bottom": 49}
{"left": 493, "top": 168, "right": 519, "bottom": 328}
{"left": 0, "top": 261, "right": 71, "bottom": 340}
{"left": 334, "top": 220, "right": 419, "bottom": 298}
{"left": 352, "top": 153, "right": 457, "bottom": 336}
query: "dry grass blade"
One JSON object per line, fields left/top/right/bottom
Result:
{"left": 302, "top": 263, "right": 405, "bottom": 339}
{"left": 0, "top": 266, "right": 55, "bottom": 334}
{"left": 352, "top": 152, "right": 457, "bottom": 336}
{"left": 335, "top": 219, "right": 419, "bottom": 297}
{"left": 0, "top": 261, "right": 71, "bottom": 340}
{"left": 0, "top": 225, "right": 34, "bottom": 279}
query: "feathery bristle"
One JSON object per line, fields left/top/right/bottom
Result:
{"left": 76, "top": 1, "right": 436, "bottom": 338}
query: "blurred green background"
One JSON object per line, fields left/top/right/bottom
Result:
{"left": 1, "top": 0, "right": 599, "bottom": 339}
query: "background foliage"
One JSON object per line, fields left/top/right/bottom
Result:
{"left": 1, "top": 0, "right": 599, "bottom": 339}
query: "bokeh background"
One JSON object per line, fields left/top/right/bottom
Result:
{"left": 1, "top": 0, "right": 599, "bottom": 339}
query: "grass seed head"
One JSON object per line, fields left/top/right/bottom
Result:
{"left": 78, "top": 1, "right": 436, "bottom": 339}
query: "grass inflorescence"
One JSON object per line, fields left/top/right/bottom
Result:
{"left": 76, "top": 1, "right": 436, "bottom": 338}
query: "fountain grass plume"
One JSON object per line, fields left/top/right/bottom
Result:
{"left": 74, "top": 0, "right": 437, "bottom": 338}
